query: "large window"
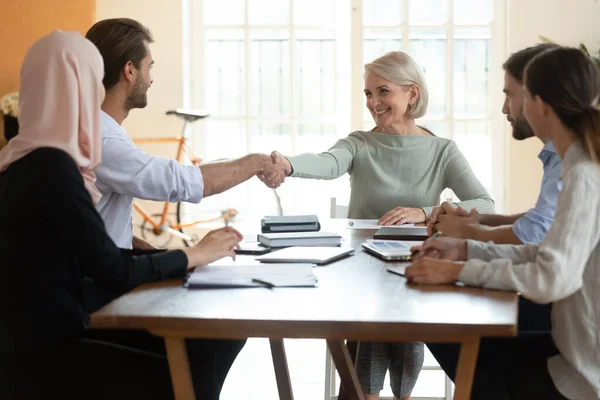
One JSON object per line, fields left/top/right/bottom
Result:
{"left": 185, "top": 0, "right": 505, "bottom": 398}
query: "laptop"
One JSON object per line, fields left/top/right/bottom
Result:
{"left": 256, "top": 246, "right": 354, "bottom": 265}
{"left": 361, "top": 239, "right": 423, "bottom": 261}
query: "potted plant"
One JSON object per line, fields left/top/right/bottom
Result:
{"left": 540, "top": 36, "right": 600, "bottom": 69}
{"left": 1, "top": 91, "right": 19, "bottom": 142}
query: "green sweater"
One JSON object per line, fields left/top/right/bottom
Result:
{"left": 288, "top": 130, "right": 495, "bottom": 219}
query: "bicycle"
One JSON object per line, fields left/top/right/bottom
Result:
{"left": 132, "top": 109, "right": 239, "bottom": 248}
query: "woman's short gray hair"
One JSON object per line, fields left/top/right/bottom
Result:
{"left": 364, "top": 51, "right": 429, "bottom": 119}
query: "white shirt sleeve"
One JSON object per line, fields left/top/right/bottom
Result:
{"left": 95, "top": 136, "right": 204, "bottom": 203}
{"left": 459, "top": 163, "right": 600, "bottom": 304}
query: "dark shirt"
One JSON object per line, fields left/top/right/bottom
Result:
{"left": 0, "top": 148, "right": 187, "bottom": 354}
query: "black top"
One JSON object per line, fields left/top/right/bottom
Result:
{"left": 0, "top": 148, "right": 188, "bottom": 354}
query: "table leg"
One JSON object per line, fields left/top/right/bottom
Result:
{"left": 337, "top": 341, "right": 359, "bottom": 400}
{"left": 327, "top": 340, "right": 364, "bottom": 400}
{"left": 453, "top": 337, "right": 481, "bottom": 400}
{"left": 269, "top": 339, "right": 294, "bottom": 400}
{"left": 164, "top": 337, "right": 195, "bottom": 400}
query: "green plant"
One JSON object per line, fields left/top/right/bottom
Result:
{"left": 540, "top": 36, "right": 600, "bottom": 69}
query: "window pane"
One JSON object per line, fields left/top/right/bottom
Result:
{"left": 421, "top": 120, "right": 449, "bottom": 138}
{"left": 248, "top": 122, "right": 292, "bottom": 154}
{"left": 295, "top": 123, "right": 338, "bottom": 154}
{"left": 363, "top": 0, "right": 403, "bottom": 26}
{"left": 249, "top": 0, "right": 289, "bottom": 25}
{"left": 296, "top": 31, "right": 336, "bottom": 117}
{"left": 363, "top": 28, "right": 403, "bottom": 63}
{"left": 409, "top": 29, "right": 447, "bottom": 118}
{"left": 454, "top": 28, "right": 491, "bottom": 118}
{"left": 204, "top": 0, "right": 245, "bottom": 25}
{"left": 249, "top": 30, "right": 290, "bottom": 117}
{"left": 295, "top": 0, "right": 336, "bottom": 26}
{"left": 409, "top": 0, "right": 448, "bottom": 25}
{"left": 205, "top": 30, "right": 245, "bottom": 116}
{"left": 453, "top": 121, "right": 492, "bottom": 190}
{"left": 454, "top": 0, "right": 493, "bottom": 25}
{"left": 202, "top": 120, "right": 247, "bottom": 160}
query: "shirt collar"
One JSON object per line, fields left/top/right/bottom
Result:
{"left": 538, "top": 141, "right": 557, "bottom": 164}
{"left": 100, "top": 110, "right": 128, "bottom": 139}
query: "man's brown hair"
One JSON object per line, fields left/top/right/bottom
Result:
{"left": 85, "top": 18, "right": 154, "bottom": 90}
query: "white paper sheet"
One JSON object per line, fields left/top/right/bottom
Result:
{"left": 346, "top": 219, "right": 417, "bottom": 230}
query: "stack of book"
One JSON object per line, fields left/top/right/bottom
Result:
{"left": 257, "top": 231, "right": 342, "bottom": 248}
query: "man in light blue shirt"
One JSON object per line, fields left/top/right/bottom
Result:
{"left": 87, "top": 20, "right": 285, "bottom": 250}
{"left": 429, "top": 43, "right": 562, "bottom": 245}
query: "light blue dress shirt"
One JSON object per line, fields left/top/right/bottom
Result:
{"left": 95, "top": 111, "right": 204, "bottom": 248}
{"left": 512, "top": 142, "right": 562, "bottom": 244}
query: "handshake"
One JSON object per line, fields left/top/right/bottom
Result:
{"left": 257, "top": 151, "right": 292, "bottom": 189}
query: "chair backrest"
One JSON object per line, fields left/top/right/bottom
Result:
{"left": 330, "top": 197, "right": 349, "bottom": 219}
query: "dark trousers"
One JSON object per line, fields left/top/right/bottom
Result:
{"left": 85, "top": 329, "right": 246, "bottom": 400}
{"left": 427, "top": 298, "right": 566, "bottom": 400}
{"left": 1, "top": 332, "right": 245, "bottom": 400}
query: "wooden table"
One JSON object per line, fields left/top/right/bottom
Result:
{"left": 92, "top": 222, "right": 518, "bottom": 400}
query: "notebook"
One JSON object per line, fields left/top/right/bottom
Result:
{"left": 256, "top": 246, "right": 354, "bottom": 265}
{"left": 257, "top": 232, "right": 342, "bottom": 248}
{"left": 362, "top": 239, "right": 423, "bottom": 261}
{"left": 186, "top": 264, "right": 318, "bottom": 289}
{"left": 373, "top": 226, "right": 428, "bottom": 240}
{"left": 261, "top": 215, "right": 321, "bottom": 233}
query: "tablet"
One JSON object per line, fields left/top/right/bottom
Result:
{"left": 361, "top": 240, "right": 422, "bottom": 261}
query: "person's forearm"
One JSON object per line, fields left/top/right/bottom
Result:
{"left": 200, "top": 154, "right": 269, "bottom": 197}
{"left": 478, "top": 213, "right": 526, "bottom": 227}
{"left": 466, "top": 224, "right": 523, "bottom": 245}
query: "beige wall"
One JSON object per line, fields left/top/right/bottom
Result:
{"left": 505, "top": 0, "right": 600, "bottom": 213}
{"left": 95, "top": 0, "right": 185, "bottom": 147}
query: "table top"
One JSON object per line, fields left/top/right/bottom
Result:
{"left": 92, "top": 221, "right": 518, "bottom": 342}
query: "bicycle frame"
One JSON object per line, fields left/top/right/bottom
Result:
{"left": 131, "top": 119, "right": 236, "bottom": 245}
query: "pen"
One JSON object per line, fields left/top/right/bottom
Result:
{"left": 410, "top": 230, "right": 442, "bottom": 257}
{"left": 251, "top": 278, "right": 275, "bottom": 288}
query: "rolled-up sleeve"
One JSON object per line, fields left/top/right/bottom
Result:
{"left": 95, "top": 136, "right": 204, "bottom": 203}
{"left": 512, "top": 156, "right": 562, "bottom": 244}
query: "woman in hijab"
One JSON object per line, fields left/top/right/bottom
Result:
{"left": 0, "top": 31, "right": 242, "bottom": 399}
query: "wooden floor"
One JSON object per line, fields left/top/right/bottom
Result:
{"left": 220, "top": 338, "right": 448, "bottom": 400}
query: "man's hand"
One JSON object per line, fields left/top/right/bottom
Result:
{"left": 410, "top": 237, "right": 468, "bottom": 261}
{"left": 257, "top": 151, "right": 291, "bottom": 189}
{"left": 405, "top": 258, "right": 464, "bottom": 284}
{"left": 378, "top": 206, "right": 427, "bottom": 225}
{"left": 427, "top": 202, "right": 479, "bottom": 236}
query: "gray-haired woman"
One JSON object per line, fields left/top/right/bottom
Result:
{"left": 265, "top": 51, "right": 495, "bottom": 399}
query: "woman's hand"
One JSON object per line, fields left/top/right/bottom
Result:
{"left": 378, "top": 207, "right": 426, "bottom": 225}
{"left": 405, "top": 258, "right": 464, "bottom": 284}
{"left": 183, "top": 227, "right": 243, "bottom": 269}
{"left": 410, "top": 237, "right": 468, "bottom": 261}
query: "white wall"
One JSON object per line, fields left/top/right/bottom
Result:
{"left": 505, "top": 0, "right": 600, "bottom": 213}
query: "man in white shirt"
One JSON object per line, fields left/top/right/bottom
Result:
{"left": 86, "top": 19, "right": 285, "bottom": 250}
{"left": 84, "top": 18, "right": 283, "bottom": 399}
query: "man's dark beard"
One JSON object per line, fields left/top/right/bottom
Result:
{"left": 512, "top": 116, "right": 535, "bottom": 140}
{"left": 124, "top": 74, "right": 148, "bottom": 111}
